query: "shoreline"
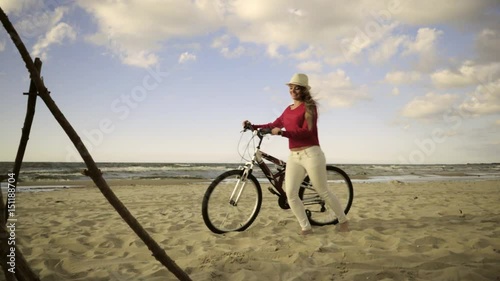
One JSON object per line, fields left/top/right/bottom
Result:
{"left": 2, "top": 162, "right": 499, "bottom": 185}
{"left": 1, "top": 173, "right": 499, "bottom": 191}
{"left": 0, "top": 178, "right": 210, "bottom": 189}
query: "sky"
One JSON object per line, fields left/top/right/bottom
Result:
{"left": 0, "top": 0, "right": 499, "bottom": 164}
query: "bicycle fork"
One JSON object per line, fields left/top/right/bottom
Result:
{"left": 229, "top": 167, "right": 251, "bottom": 206}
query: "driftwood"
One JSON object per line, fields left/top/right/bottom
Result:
{"left": 0, "top": 57, "right": 43, "bottom": 281}
{"left": 0, "top": 6, "right": 192, "bottom": 281}
{"left": 11, "top": 58, "right": 42, "bottom": 191}
{"left": 4, "top": 58, "right": 42, "bottom": 224}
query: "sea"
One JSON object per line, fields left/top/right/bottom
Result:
{"left": 1, "top": 162, "right": 500, "bottom": 187}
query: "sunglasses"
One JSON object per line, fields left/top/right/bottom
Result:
{"left": 289, "top": 85, "right": 302, "bottom": 91}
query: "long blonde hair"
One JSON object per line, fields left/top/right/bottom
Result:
{"left": 297, "top": 86, "right": 317, "bottom": 130}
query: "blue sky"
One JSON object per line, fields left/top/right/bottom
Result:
{"left": 0, "top": 0, "right": 499, "bottom": 164}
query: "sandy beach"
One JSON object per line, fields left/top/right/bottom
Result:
{"left": 4, "top": 178, "right": 500, "bottom": 280}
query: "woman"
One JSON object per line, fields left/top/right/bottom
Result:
{"left": 243, "top": 73, "right": 349, "bottom": 235}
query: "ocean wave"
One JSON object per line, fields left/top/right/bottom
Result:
{"left": 98, "top": 164, "right": 231, "bottom": 173}
{"left": 1, "top": 162, "right": 499, "bottom": 183}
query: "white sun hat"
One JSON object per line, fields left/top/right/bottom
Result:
{"left": 286, "top": 73, "right": 311, "bottom": 90}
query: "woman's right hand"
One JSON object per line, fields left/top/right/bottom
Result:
{"left": 242, "top": 120, "right": 252, "bottom": 130}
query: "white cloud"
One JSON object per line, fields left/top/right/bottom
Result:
{"left": 338, "top": 32, "right": 373, "bottom": 62}
{"left": 287, "top": 8, "right": 304, "bottom": 17}
{"left": 220, "top": 0, "right": 494, "bottom": 67}
{"left": 74, "top": 0, "right": 497, "bottom": 70}
{"left": 78, "top": 0, "right": 223, "bottom": 68}
{"left": 459, "top": 79, "right": 500, "bottom": 115}
{"left": 310, "top": 70, "right": 369, "bottom": 108}
{"left": 392, "top": 87, "right": 400, "bottom": 96}
{"left": 401, "top": 92, "right": 459, "bottom": 119}
{"left": 403, "top": 27, "right": 443, "bottom": 71}
{"left": 211, "top": 34, "right": 246, "bottom": 58}
{"left": 121, "top": 51, "right": 158, "bottom": 68}
{"left": 226, "top": 1, "right": 401, "bottom": 64}
{"left": 266, "top": 43, "right": 283, "bottom": 59}
{"left": 405, "top": 27, "right": 442, "bottom": 52}
{"left": 32, "top": 22, "right": 76, "bottom": 60}
{"left": 5, "top": 5, "right": 76, "bottom": 60}
{"left": 221, "top": 46, "right": 245, "bottom": 58}
{"left": 385, "top": 71, "right": 422, "bottom": 84}
{"left": 369, "top": 35, "right": 407, "bottom": 63}
{"left": 0, "top": 40, "right": 5, "bottom": 52}
{"left": 393, "top": 0, "right": 497, "bottom": 25}
{"left": 0, "top": 0, "right": 39, "bottom": 15}
{"left": 235, "top": 1, "right": 497, "bottom": 66}
{"left": 14, "top": 6, "right": 68, "bottom": 39}
{"left": 178, "top": 52, "right": 196, "bottom": 64}
{"left": 431, "top": 69, "right": 475, "bottom": 89}
{"left": 335, "top": 22, "right": 399, "bottom": 65}
{"left": 431, "top": 61, "right": 500, "bottom": 88}
{"left": 290, "top": 46, "right": 317, "bottom": 60}
{"left": 211, "top": 34, "right": 231, "bottom": 49}
{"left": 297, "top": 61, "right": 322, "bottom": 73}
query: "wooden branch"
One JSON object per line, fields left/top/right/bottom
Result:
{"left": 0, "top": 6, "right": 192, "bottom": 281}
{"left": 0, "top": 24, "right": 43, "bottom": 281}
{"left": 12, "top": 58, "right": 42, "bottom": 183}
{"left": 4, "top": 58, "right": 42, "bottom": 224}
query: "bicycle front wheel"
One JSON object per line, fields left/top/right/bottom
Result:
{"left": 299, "top": 166, "right": 354, "bottom": 226}
{"left": 202, "top": 169, "right": 262, "bottom": 234}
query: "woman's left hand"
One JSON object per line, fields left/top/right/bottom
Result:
{"left": 271, "top": 128, "right": 282, "bottom": 135}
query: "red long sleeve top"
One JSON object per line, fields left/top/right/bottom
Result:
{"left": 253, "top": 103, "right": 320, "bottom": 149}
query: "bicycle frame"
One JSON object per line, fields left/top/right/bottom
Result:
{"left": 239, "top": 129, "right": 287, "bottom": 197}
{"left": 240, "top": 129, "right": 331, "bottom": 209}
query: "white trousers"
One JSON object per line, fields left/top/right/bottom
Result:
{"left": 285, "top": 146, "right": 348, "bottom": 230}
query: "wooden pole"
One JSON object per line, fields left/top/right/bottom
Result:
{"left": 11, "top": 58, "right": 42, "bottom": 188}
{"left": 0, "top": 6, "right": 192, "bottom": 281}
{"left": 0, "top": 57, "right": 44, "bottom": 281}
{"left": 0, "top": 50, "right": 43, "bottom": 281}
{"left": 4, "top": 58, "right": 42, "bottom": 224}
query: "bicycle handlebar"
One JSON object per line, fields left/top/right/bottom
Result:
{"left": 243, "top": 121, "right": 253, "bottom": 131}
{"left": 259, "top": 128, "right": 272, "bottom": 135}
{"left": 243, "top": 122, "right": 272, "bottom": 137}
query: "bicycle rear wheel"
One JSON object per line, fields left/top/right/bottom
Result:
{"left": 299, "top": 166, "right": 353, "bottom": 226}
{"left": 202, "top": 169, "right": 262, "bottom": 234}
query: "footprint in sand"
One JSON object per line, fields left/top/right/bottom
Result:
{"left": 413, "top": 235, "right": 446, "bottom": 252}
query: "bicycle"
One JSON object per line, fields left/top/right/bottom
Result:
{"left": 201, "top": 125, "right": 354, "bottom": 234}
